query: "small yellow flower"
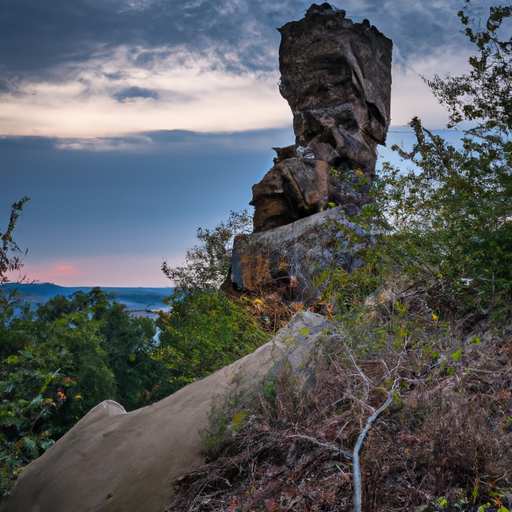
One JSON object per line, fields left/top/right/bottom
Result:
{"left": 432, "top": 313, "right": 438, "bottom": 321}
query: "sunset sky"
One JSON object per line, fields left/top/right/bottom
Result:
{"left": 1, "top": 0, "right": 502, "bottom": 287}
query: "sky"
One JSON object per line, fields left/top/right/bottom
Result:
{"left": 1, "top": 0, "right": 506, "bottom": 287}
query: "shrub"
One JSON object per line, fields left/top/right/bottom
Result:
{"left": 154, "top": 289, "right": 270, "bottom": 396}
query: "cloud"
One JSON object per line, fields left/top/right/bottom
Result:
{"left": 25, "top": 256, "right": 171, "bottom": 287}
{"left": 113, "top": 86, "right": 159, "bottom": 102}
{"left": 0, "top": 44, "right": 290, "bottom": 137}
{"left": 0, "top": 0, "right": 492, "bottom": 138}
{"left": 51, "top": 127, "right": 292, "bottom": 152}
{"left": 34, "top": 263, "right": 83, "bottom": 283}
{"left": 1, "top": 0, "right": 476, "bottom": 80}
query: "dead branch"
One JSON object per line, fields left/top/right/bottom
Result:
{"left": 352, "top": 388, "right": 395, "bottom": 512}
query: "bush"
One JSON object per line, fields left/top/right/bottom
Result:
{"left": 162, "top": 209, "right": 252, "bottom": 292}
{"left": 357, "top": 5, "right": 512, "bottom": 318}
{"left": 154, "top": 289, "right": 270, "bottom": 396}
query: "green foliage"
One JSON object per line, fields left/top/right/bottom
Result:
{"left": 0, "top": 308, "right": 114, "bottom": 496}
{"left": 375, "top": 118, "right": 512, "bottom": 308}
{"left": 155, "top": 289, "right": 270, "bottom": 396}
{"left": 369, "top": 4, "right": 512, "bottom": 315}
{"left": 0, "top": 206, "right": 263, "bottom": 499}
{"left": 161, "top": 209, "right": 252, "bottom": 292}
{"left": 157, "top": 209, "right": 270, "bottom": 396}
{"left": 426, "top": 5, "right": 511, "bottom": 130}
{"left": 0, "top": 288, "right": 160, "bottom": 498}
{"left": 199, "top": 392, "right": 256, "bottom": 460}
{"left": 36, "top": 289, "right": 161, "bottom": 410}
{"left": 0, "top": 198, "right": 29, "bottom": 328}
{"left": 0, "top": 197, "right": 29, "bottom": 286}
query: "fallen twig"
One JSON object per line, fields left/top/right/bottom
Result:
{"left": 282, "top": 432, "right": 353, "bottom": 459}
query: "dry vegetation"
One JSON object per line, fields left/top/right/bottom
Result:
{"left": 164, "top": 280, "right": 512, "bottom": 512}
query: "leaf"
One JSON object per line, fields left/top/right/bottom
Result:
{"left": 395, "top": 301, "right": 407, "bottom": 314}
{"left": 232, "top": 410, "right": 247, "bottom": 433}
{"left": 451, "top": 349, "right": 463, "bottom": 361}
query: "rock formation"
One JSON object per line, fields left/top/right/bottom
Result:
{"left": 251, "top": 2, "right": 392, "bottom": 233}
{"left": 230, "top": 205, "right": 373, "bottom": 303}
{"left": 224, "top": 3, "right": 392, "bottom": 303}
{"left": 3, "top": 312, "right": 333, "bottom": 512}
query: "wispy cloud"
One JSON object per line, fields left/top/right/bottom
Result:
{"left": 0, "top": 45, "right": 290, "bottom": 137}
{"left": 0, "top": 0, "right": 494, "bottom": 138}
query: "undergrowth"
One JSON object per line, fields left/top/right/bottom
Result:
{"left": 164, "top": 279, "right": 512, "bottom": 512}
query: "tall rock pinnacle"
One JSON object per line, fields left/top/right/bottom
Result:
{"left": 250, "top": 3, "right": 392, "bottom": 233}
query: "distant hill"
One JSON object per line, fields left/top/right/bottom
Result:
{"left": 1, "top": 282, "right": 173, "bottom": 314}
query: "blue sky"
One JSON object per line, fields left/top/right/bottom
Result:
{"left": 1, "top": 0, "right": 504, "bottom": 286}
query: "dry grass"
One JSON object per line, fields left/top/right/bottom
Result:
{"left": 164, "top": 284, "right": 512, "bottom": 512}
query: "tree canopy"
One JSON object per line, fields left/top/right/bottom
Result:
{"left": 371, "top": 3, "right": 512, "bottom": 315}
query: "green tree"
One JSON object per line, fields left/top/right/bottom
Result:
{"left": 162, "top": 209, "right": 252, "bottom": 292}
{"left": 0, "top": 198, "right": 29, "bottom": 326}
{"left": 36, "top": 288, "right": 160, "bottom": 410}
{"left": 155, "top": 289, "right": 269, "bottom": 395}
{"left": 0, "top": 287, "right": 162, "bottom": 497}
{"left": 0, "top": 197, "right": 29, "bottom": 286}
{"left": 426, "top": 5, "right": 512, "bottom": 131}
{"left": 0, "top": 302, "right": 116, "bottom": 497}
{"left": 157, "top": 210, "right": 270, "bottom": 396}
{"left": 0, "top": 200, "right": 165, "bottom": 497}
{"left": 93, "top": 299, "right": 161, "bottom": 410}
{"left": 374, "top": 3, "right": 512, "bottom": 313}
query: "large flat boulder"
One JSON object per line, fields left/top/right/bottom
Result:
{"left": 230, "top": 206, "right": 373, "bottom": 304}
{"left": 3, "top": 312, "right": 332, "bottom": 512}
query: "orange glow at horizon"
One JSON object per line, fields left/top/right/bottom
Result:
{"left": 20, "top": 255, "right": 177, "bottom": 288}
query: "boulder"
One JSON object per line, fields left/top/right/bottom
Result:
{"left": 251, "top": 158, "right": 329, "bottom": 233}
{"left": 3, "top": 312, "right": 333, "bottom": 512}
{"left": 230, "top": 206, "right": 374, "bottom": 304}
{"left": 251, "top": 3, "right": 392, "bottom": 233}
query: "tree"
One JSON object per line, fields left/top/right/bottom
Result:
{"left": 36, "top": 288, "right": 160, "bottom": 410}
{"left": 374, "top": 3, "right": 512, "bottom": 313}
{"left": 0, "top": 197, "right": 29, "bottom": 285}
{"left": 155, "top": 290, "right": 269, "bottom": 396}
{"left": 156, "top": 209, "right": 270, "bottom": 396}
{"left": 162, "top": 209, "right": 252, "bottom": 292}
{"left": 0, "top": 198, "right": 29, "bottom": 325}
{"left": 426, "top": 5, "right": 512, "bottom": 131}
{"left": 0, "top": 287, "right": 161, "bottom": 497}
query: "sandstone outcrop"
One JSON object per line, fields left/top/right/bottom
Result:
{"left": 3, "top": 312, "right": 333, "bottom": 512}
{"left": 230, "top": 205, "right": 373, "bottom": 304}
{"left": 251, "top": 2, "right": 392, "bottom": 233}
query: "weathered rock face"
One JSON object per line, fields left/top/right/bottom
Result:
{"left": 250, "top": 158, "right": 330, "bottom": 232}
{"left": 230, "top": 206, "right": 373, "bottom": 304}
{"left": 279, "top": 3, "right": 392, "bottom": 156}
{"left": 3, "top": 312, "right": 333, "bottom": 512}
{"left": 251, "top": 2, "right": 392, "bottom": 233}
